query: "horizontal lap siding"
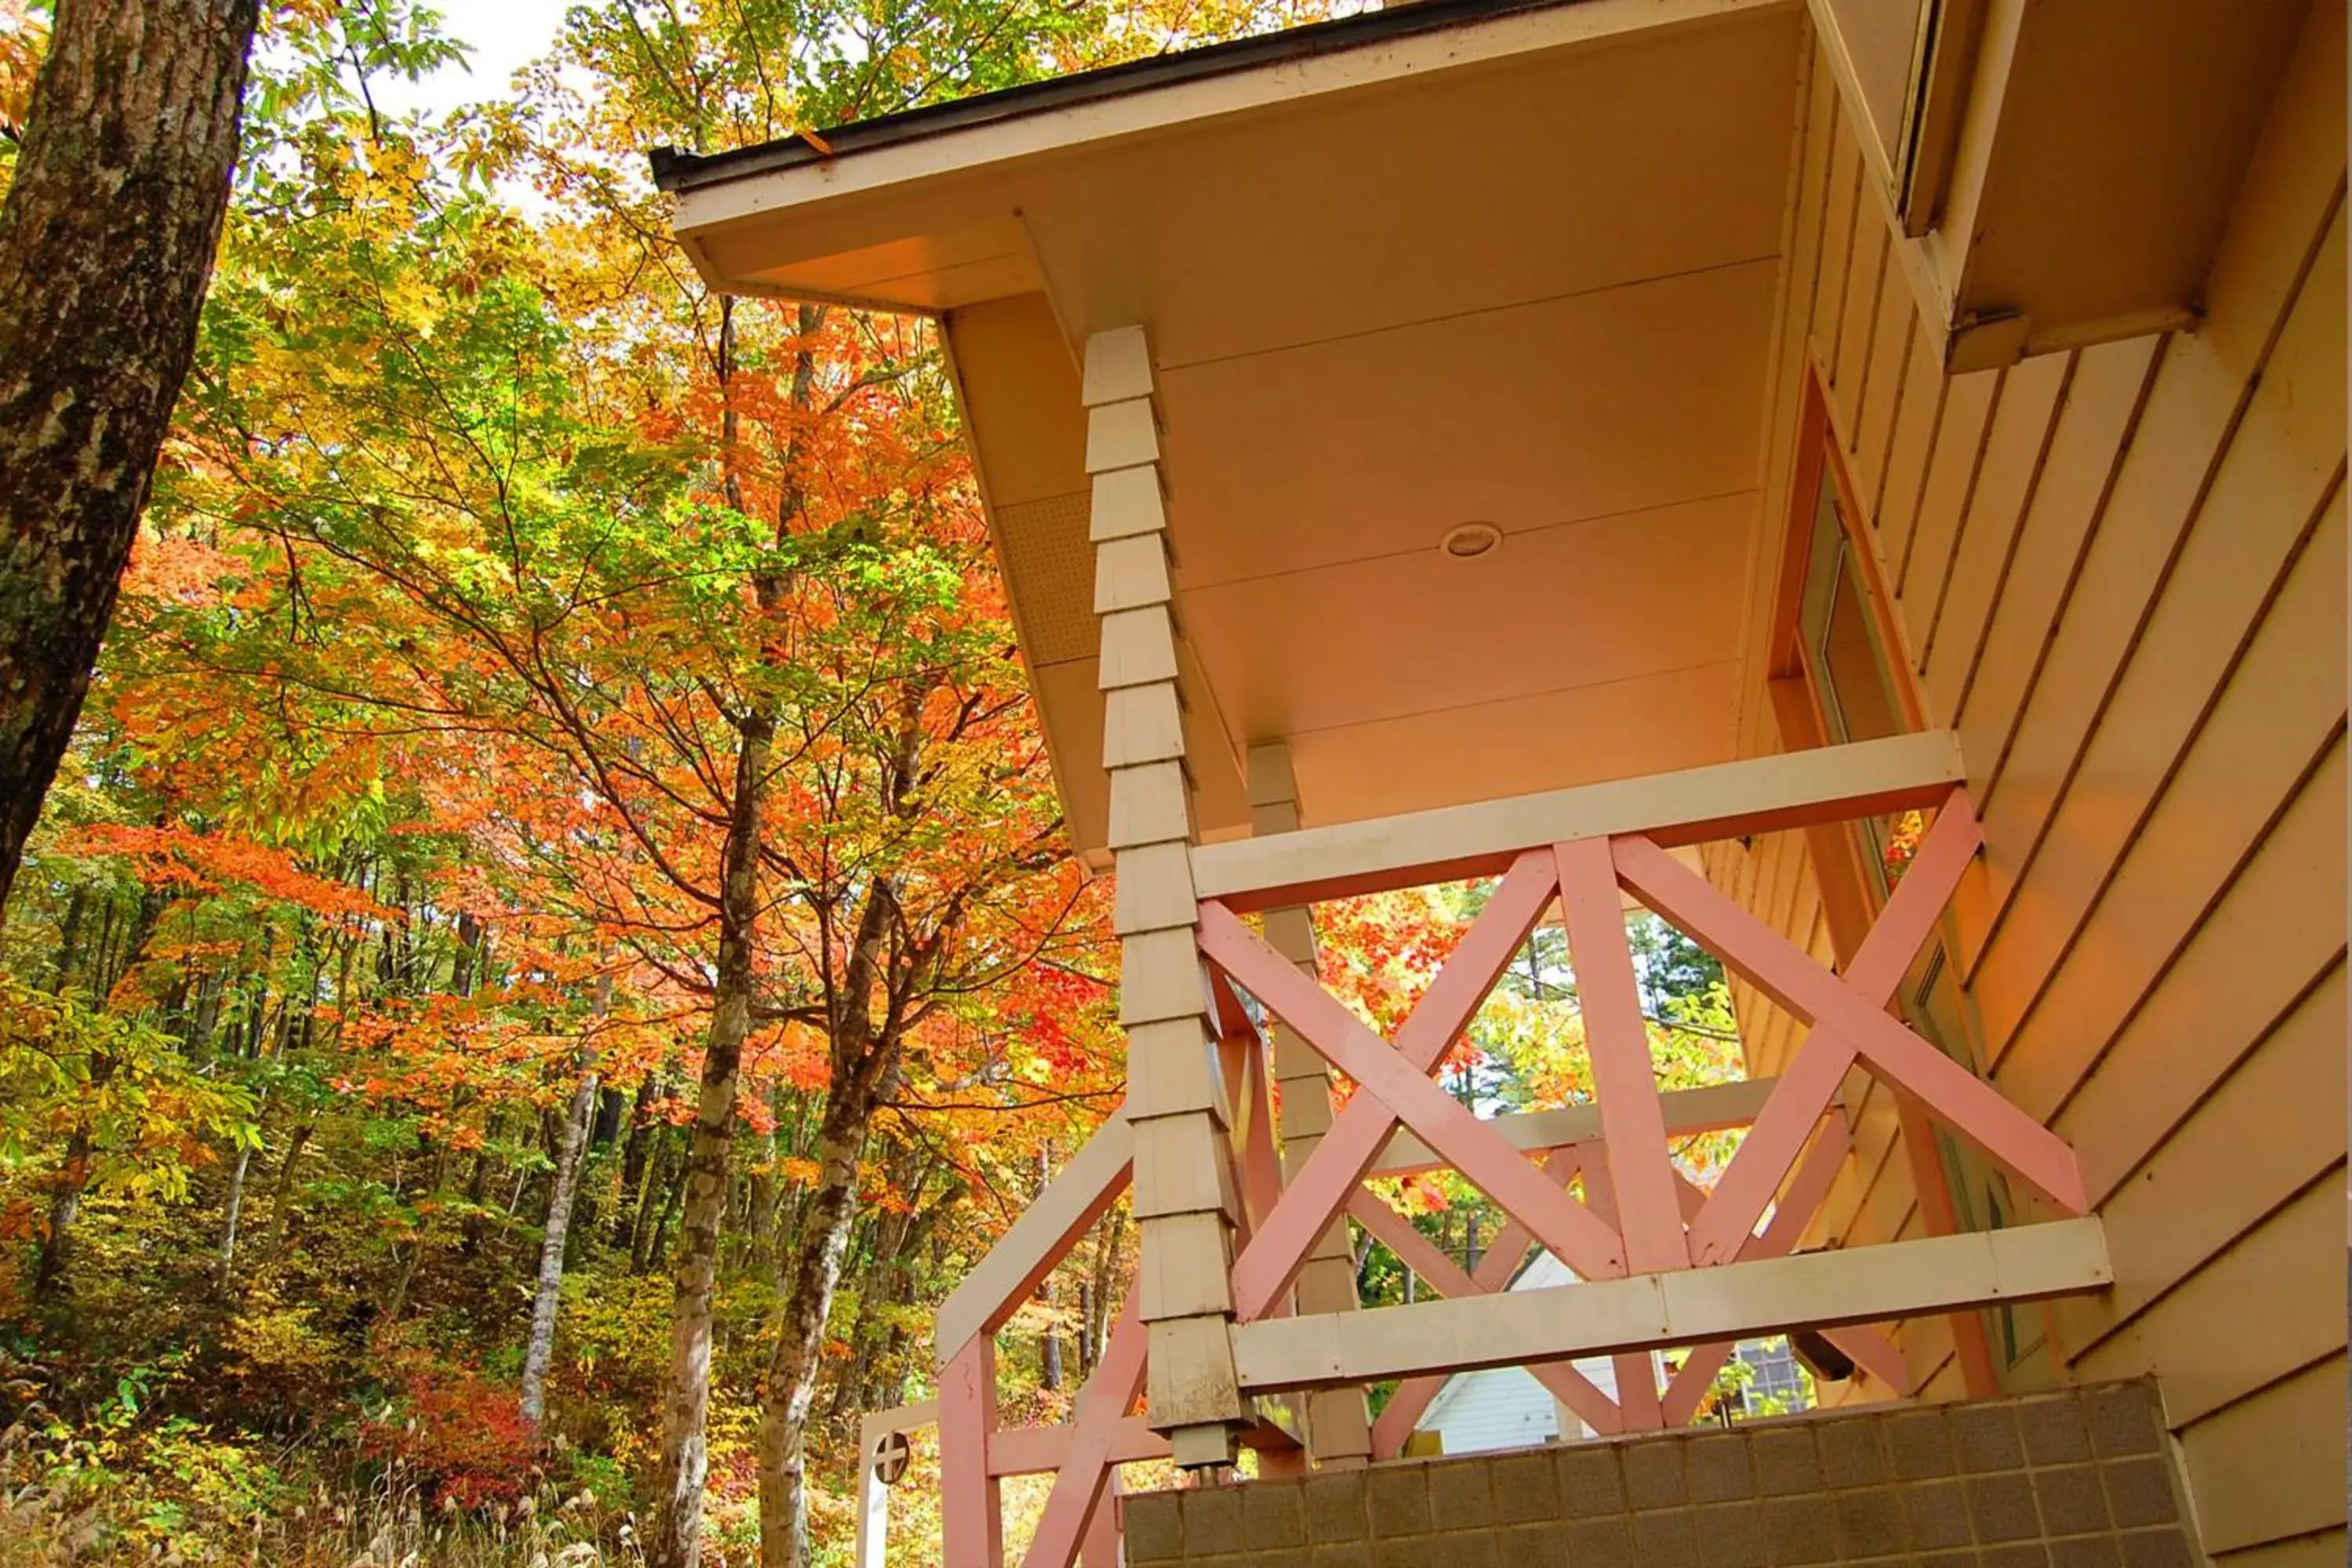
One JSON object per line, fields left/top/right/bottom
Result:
{"left": 1420, "top": 1366, "right": 1561, "bottom": 1454}
{"left": 2215, "top": 1532, "right": 2352, "bottom": 1568}
{"left": 1722, "top": 10, "right": 2346, "bottom": 1551}
{"left": 2176, "top": 1357, "right": 2347, "bottom": 1554}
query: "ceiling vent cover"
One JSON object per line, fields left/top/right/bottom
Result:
{"left": 1441, "top": 521, "right": 1503, "bottom": 560}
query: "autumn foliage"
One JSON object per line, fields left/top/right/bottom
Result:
{"left": 361, "top": 1346, "right": 540, "bottom": 1511}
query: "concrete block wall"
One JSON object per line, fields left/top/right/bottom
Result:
{"left": 1120, "top": 1381, "right": 2204, "bottom": 1567}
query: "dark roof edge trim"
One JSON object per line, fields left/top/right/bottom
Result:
{"left": 648, "top": 0, "right": 1581, "bottom": 193}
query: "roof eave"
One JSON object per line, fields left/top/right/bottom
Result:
{"left": 645, "top": 0, "right": 1583, "bottom": 195}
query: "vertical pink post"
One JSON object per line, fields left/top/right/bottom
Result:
{"left": 941, "top": 1335, "right": 1002, "bottom": 1568}
{"left": 1237, "top": 1034, "right": 1284, "bottom": 1240}
{"left": 1080, "top": 1471, "right": 1122, "bottom": 1567}
{"left": 1616, "top": 1352, "right": 1668, "bottom": 1432}
{"left": 1555, "top": 837, "right": 1690, "bottom": 1275}
{"left": 1579, "top": 1160, "right": 1668, "bottom": 1432}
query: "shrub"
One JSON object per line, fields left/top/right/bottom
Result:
{"left": 361, "top": 1349, "right": 534, "bottom": 1510}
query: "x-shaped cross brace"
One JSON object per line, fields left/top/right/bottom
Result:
{"left": 1359, "top": 1119, "right": 1907, "bottom": 1450}
{"left": 1649, "top": 1123, "right": 1909, "bottom": 1425}
{"left": 1350, "top": 1149, "right": 1626, "bottom": 1451}
{"left": 1617, "top": 794, "right": 2085, "bottom": 1265}
{"left": 1022, "top": 1289, "right": 1148, "bottom": 1568}
{"left": 1200, "top": 851, "right": 1628, "bottom": 1323}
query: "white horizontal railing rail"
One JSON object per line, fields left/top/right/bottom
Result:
{"left": 1189, "top": 730, "right": 1968, "bottom": 909}
{"left": 1231, "top": 1218, "right": 2111, "bottom": 1391}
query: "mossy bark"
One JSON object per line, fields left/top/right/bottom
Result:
{"left": 0, "top": 0, "right": 260, "bottom": 910}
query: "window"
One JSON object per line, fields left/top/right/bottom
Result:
{"left": 1784, "top": 422, "right": 2049, "bottom": 1392}
{"left": 1733, "top": 1338, "right": 1813, "bottom": 1416}
{"left": 1800, "top": 479, "right": 1904, "bottom": 749}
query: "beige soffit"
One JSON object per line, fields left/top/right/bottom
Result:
{"left": 655, "top": 0, "right": 1805, "bottom": 859}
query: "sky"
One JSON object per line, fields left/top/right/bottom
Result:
{"left": 368, "top": 0, "right": 578, "bottom": 119}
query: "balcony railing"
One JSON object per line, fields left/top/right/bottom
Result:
{"left": 872, "top": 734, "right": 2111, "bottom": 1568}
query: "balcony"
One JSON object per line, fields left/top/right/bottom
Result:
{"left": 859, "top": 734, "right": 2112, "bottom": 1568}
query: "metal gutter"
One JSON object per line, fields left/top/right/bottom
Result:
{"left": 646, "top": 0, "right": 1583, "bottom": 192}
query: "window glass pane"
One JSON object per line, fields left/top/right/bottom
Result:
{"left": 1906, "top": 946, "right": 1982, "bottom": 1075}
{"left": 1820, "top": 555, "right": 1903, "bottom": 745}
{"left": 1733, "top": 1338, "right": 1812, "bottom": 1415}
{"left": 1802, "top": 508, "right": 1913, "bottom": 891}
{"left": 1908, "top": 949, "right": 2041, "bottom": 1376}
{"left": 1799, "top": 481, "right": 1846, "bottom": 644}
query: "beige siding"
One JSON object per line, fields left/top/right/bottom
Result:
{"left": 1847, "top": 255, "right": 1911, "bottom": 513}
{"left": 1949, "top": 336, "right": 2162, "bottom": 792}
{"left": 1916, "top": 350, "right": 2069, "bottom": 718}
{"left": 2176, "top": 1357, "right": 2347, "bottom": 1554}
{"left": 1873, "top": 318, "right": 1945, "bottom": 569}
{"left": 1722, "top": 7, "right": 2347, "bottom": 1554}
{"left": 1896, "top": 363, "right": 1997, "bottom": 615}
{"left": 2215, "top": 1534, "right": 2352, "bottom": 1568}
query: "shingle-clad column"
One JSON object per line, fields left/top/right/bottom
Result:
{"left": 1085, "top": 325, "right": 1248, "bottom": 1469}
{"left": 1245, "top": 742, "right": 1374, "bottom": 1468}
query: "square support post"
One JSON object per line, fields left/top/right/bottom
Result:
{"left": 941, "top": 1339, "right": 1002, "bottom": 1568}
{"left": 1088, "top": 325, "right": 1249, "bottom": 1467}
{"left": 1247, "top": 741, "right": 1374, "bottom": 1468}
{"left": 855, "top": 1425, "right": 889, "bottom": 1568}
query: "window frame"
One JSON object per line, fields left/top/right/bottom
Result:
{"left": 1763, "top": 371, "right": 2057, "bottom": 1399}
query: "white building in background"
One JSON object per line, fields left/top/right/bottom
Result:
{"left": 1410, "top": 1251, "right": 1808, "bottom": 1457}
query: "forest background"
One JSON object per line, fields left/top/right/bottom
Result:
{"left": 0, "top": 3, "right": 1756, "bottom": 1563}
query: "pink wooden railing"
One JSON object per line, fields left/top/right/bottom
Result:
{"left": 924, "top": 782, "right": 2096, "bottom": 1568}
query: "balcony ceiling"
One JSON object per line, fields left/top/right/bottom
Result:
{"left": 663, "top": 0, "right": 1805, "bottom": 863}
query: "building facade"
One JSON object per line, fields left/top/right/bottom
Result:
{"left": 655, "top": 1, "right": 2346, "bottom": 1561}
{"left": 1716, "top": 14, "right": 2344, "bottom": 1557}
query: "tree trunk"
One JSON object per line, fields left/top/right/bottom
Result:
{"left": 630, "top": 1126, "right": 677, "bottom": 1272}
{"left": 614, "top": 1077, "right": 659, "bottom": 1250}
{"left": 648, "top": 1154, "right": 687, "bottom": 1269}
{"left": 0, "top": 0, "right": 260, "bottom": 909}
{"left": 45, "top": 885, "right": 85, "bottom": 989}
{"left": 451, "top": 911, "right": 482, "bottom": 996}
{"left": 384, "top": 1242, "right": 423, "bottom": 1325}
{"left": 746, "top": 1125, "right": 779, "bottom": 1276}
{"left": 648, "top": 715, "right": 770, "bottom": 1568}
{"left": 520, "top": 1067, "right": 599, "bottom": 1431}
{"left": 1036, "top": 1148, "right": 1063, "bottom": 1392}
{"left": 32, "top": 1127, "right": 91, "bottom": 1297}
{"left": 1087, "top": 1207, "right": 1124, "bottom": 1375}
{"left": 750, "top": 773, "right": 913, "bottom": 1568}
{"left": 754, "top": 1069, "right": 884, "bottom": 1568}
{"left": 459, "top": 1108, "right": 503, "bottom": 1258}
{"left": 216, "top": 1130, "right": 255, "bottom": 1286}
{"left": 270, "top": 1122, "right": 311, "bottom": 1213}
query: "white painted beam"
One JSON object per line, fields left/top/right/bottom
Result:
{"left": 934, "top": 1112, "right": 1132, "bottom": 1364}
{"left": 1188, "top": 731, "right": 1967, "bottom": 909}
{"left": 1230, "top": 1218, "right": 2111, "bottom": 1391}
{"left": 855, "top": 1400, "right": 939, "bottom": 1568}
